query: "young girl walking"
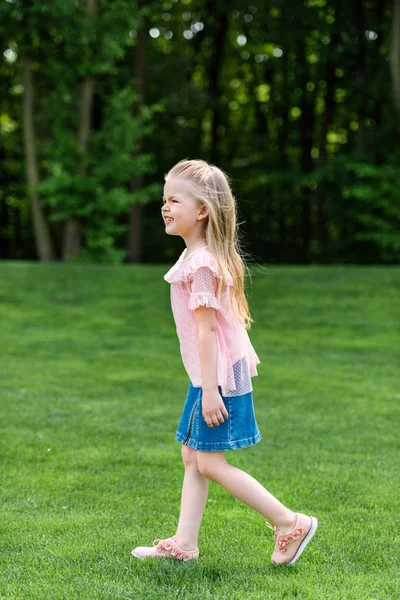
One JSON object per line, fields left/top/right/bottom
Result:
{"left": 132, "top": 159, "right": 318, "bottom": 565}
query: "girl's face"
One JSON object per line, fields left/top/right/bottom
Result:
{"left": 162, "top": 177, "right": 208, "bottom": 238}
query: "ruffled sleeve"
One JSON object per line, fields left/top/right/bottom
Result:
{"left": 188, "top": 267, "right": 221, "bottom": 310}
{"left": 164, "top": 248, "right": 233, "bottom": 311}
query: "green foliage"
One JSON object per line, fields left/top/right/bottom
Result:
{"left": 36, "top": 84, "right": 160, "bottom": 261}
{"left": 79, "top": 216, "right": 128, "bottom": 264}
{"left": 0, "top": 0, "right": 400, "bottom": 263}
{"left": 342, "top": 159, "right": 400, "bottom": 261}
{"left": 310, "top": 155, "right": 400, "bottom": 263}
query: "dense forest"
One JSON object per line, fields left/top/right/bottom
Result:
{"left": 0, "top": 0, "right": 399, "bottom": 264}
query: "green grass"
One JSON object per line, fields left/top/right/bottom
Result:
{"left": 0, "top": 261, "right": 399, "bottom": 600}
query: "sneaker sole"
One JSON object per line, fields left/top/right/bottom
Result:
{"left": 130, "top": 550, "right": 174, "bottom": 560}
{"left": 287, "top": 516, "right": 318, "bottom": 566}
{"left": 131, "top": 550, "right": 199, "bottom": 561}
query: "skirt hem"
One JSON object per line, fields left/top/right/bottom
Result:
{"left": 175, "top": 431, "right": 262, "bottom": 452}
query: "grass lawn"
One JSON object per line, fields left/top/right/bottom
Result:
{"left": 0, "top": 260, "right": 399, "bottom": 600}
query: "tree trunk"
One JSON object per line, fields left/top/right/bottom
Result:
{"left": 355, "top": 0, "right": 366, "bottom": 152}
{"left": 0, "top": 195, "right": 10, "bottom": 259}
{"left": 0, "top": 144, "right": 10, "bottom": 258}
{"left": 391, "top": 0, "right": 400, "bottom": 119}
{"left": 63, "top": 0, "right": 96, "bottom": 260}
{"left": 128, "top": 201, "right": 142, "bottom": 262}
{"left": 298, "top": 38, "right": 315, "bottom": 260}
{"left": 277, "top": 50, "right": 290, "bottom": 246}
{"left": 22, "top": 54, "right": 55, "bottom": 262}
{"left": 204, "top": 1, "right": 229, "bottom": 164}
{"left": 315, "top": 29, "right": 340, "bottom": 247}
{"left": 127, "top": 8, "right": 148, "bottom": 263}
{"left": 315, "top": 75, "right": 335, "bottom": 247}
{"left": 373, "top": 0, "right": 385, "bottom": 163}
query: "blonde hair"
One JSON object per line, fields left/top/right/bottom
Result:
{"left": 165, "top": 158, "right": 254, "bottom": 330}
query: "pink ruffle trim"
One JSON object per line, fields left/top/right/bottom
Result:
{"left": 273, "top": 527, "right": 305, "bottom": 553}
{"left": 188, "top": 292, "right": 221, "bottom": 310}
{"left": 247, "top": 339, "right": 261, "bottom": 376}
{"left": 164, "top": 248, "right": 233, "bottom": 286}
{"left": 154, "top": 537, "right": 198, "bottom": 561}
{"left": 266, "top": 521, "right": 306, "bottom": 553}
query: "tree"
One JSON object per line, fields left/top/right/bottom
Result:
{"left": 391, "top": 0, "right": 400, "bottom": 119}
{"left": 63, "top": 0, "right": 97, "bottom": 260}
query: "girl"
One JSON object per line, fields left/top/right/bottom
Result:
{"left": 132, "top": 159, "right": 318, "bottom": 565}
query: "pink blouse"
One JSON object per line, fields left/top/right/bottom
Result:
{"left": 164, "top": 245, "right": 260, "bottom": 397}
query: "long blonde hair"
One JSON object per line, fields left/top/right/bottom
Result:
{"left": 165, "top": 158, "right": 254, "bottom": 330}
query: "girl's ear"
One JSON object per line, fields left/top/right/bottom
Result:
{"left": 198, "top": 204, "right": 209, "bottom": 221}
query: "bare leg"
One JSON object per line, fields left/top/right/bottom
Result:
{"left": 196, "top": 451, "right": 296, "bottom": 532}
{"left": 174, "top": 446, "right": 209, "bottom": 550}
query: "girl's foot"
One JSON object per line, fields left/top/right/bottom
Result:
{"left": 267, "top": 513, "right": 318, "bottom": 565}
{"left": 131, "top": 536, "right": 199, "bottom": 561}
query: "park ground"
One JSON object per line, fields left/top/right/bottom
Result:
{"left": 0, "top": 261, "right": 399, "bottom": 600}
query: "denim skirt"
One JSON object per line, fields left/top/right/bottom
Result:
{"left": 175, "top": 382, "right": 262, "bottom": 452}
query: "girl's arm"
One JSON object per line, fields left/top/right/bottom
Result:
{"left": 195, "top": 306, "right": 229, "bottom": 427}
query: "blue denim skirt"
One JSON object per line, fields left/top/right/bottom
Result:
{"left": 176, "top": 382, "right": 262, "bottom": 452}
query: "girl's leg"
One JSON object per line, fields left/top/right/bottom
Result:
{"left": 174, "top": 445, "right": 209, "bottom": 550}
{"left": 196, "top": 451, "right": 296, "bottom": 533}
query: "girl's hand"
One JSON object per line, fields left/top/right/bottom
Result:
{"left": 202, "top": 390, "right": 229, "bottom": 428}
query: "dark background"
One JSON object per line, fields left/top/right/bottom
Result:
{"left": 1, "top": 0, "right": 399, "bottom": 265}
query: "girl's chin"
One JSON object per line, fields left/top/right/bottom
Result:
{"left": 165, "top": 222, "right": 177, "bottom": 231}
{"left": 165, "top": 224, "right": 178, "bottom": 235}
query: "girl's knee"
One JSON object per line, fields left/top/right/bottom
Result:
{"left": 181, "top": 444, "right": 198, "bottom": 470}
{"left": 197, "top": 452, "right": 227, "bottom": 480}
